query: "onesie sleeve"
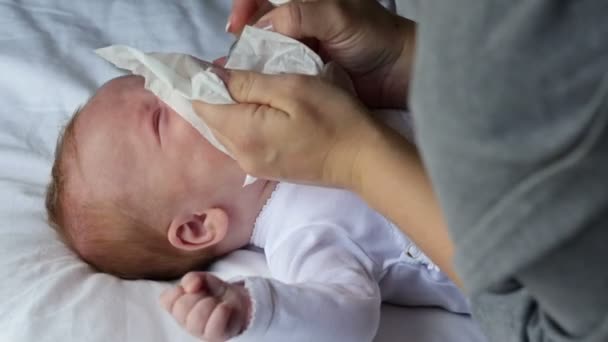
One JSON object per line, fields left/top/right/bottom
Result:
{"left": 231, "top": 225, "right": 381, "bottom": 342}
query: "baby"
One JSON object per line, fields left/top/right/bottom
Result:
{"left": 46, "top": 75, "right": 468, "bottom": 342}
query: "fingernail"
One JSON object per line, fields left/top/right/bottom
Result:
{"left": 225, "top": 15, "right": 233, "bottom": 33}
{"left": 209, "top": 66, "right": 231, "bottom": 84}
{"left": 254, "top": 19, "right": 274, "bottom": 31}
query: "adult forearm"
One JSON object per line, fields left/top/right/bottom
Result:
{"left": 352, "top": 123, "right": 463, "bottom": 288}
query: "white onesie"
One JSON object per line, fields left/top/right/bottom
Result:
{"left": 233, "top": 182, "right": 469, "bottom": 342}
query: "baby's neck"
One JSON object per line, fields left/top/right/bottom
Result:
{"left": 214, "top": 180, "right": 278, "bottom": 255}
{"left": 248, "top": 180, "right": 278, "bottom": 227}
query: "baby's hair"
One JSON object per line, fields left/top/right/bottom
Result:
{"left": 46, "top": 107, "right": 81, "bottom": 243}
{"left": 46, "top": 106, "right": 212, "bottom": 280}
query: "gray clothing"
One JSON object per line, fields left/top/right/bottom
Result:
{"left": 405, "top": 1, "right": 608, "bottom": 341}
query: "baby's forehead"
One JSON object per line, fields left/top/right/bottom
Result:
{"left": 67, "top": 108, "right": 136, "bottom": 198}
{"left": 75, "top": 76, "right": 146, "bottom": 127}
{"left": 89, "top": 76, "right": 142, "bottom": 105}
{"left": 101, "top": 75, "right": 144, "bottom": 92}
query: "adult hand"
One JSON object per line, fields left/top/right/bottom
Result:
{"left": 193, "top": 69, "right": 378, "bottom": 189}
{"left": 192, "top": 68, "right": 462, "bottom": 285}
{"left": 228, "top": 0, "right": 416, "bottom": 109}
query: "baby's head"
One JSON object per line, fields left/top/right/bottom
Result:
{"left": 46, "top": 76, "right": 258, "bottom": 280}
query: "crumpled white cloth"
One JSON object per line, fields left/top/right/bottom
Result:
{"left": 95, "top": 26, "right": 324, "bottom": 186}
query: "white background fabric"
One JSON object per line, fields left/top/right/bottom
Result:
{"left": 0, "top": 1, "right": 485, "bottom": 341}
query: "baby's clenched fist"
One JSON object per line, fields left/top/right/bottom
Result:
{"left": 160, "top": 272, "right": 251, "bottom": 342}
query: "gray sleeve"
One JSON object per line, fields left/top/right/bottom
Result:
{"left": 409, "top": 1, "right": 608, "bottom": 340}
{"left": 393, "top": 0, "right": 420, "bottom": 21}
{"left": 471, "top": 221, "right": 608, "bottom": 341}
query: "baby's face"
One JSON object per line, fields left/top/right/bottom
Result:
{"left": 70, "top": 76, "right": 245, "bottom": 228}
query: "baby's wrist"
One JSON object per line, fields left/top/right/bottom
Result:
{"left": 232, "top": 281, "right": 253, "bottom": 333}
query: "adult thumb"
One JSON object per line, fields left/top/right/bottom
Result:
{"left": 192, "top": 101, "right": 250, "bottom": 136}
{"left": 217, "top": 69, "right": 289, "bottom": 108}
{"left": 192, "top": 69, "right": 291, "bottom": 144}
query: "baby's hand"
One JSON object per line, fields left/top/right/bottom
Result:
{"left": 160, "top": 272, "right": 251, "bottom": 342}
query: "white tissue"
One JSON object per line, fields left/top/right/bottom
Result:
{"left": 268, "top": 0, "right": 291, "bottom": 5}
{"left": 95, "top": 26, "right": 324, "bottom": 186}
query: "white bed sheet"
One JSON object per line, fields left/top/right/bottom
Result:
{"left": 0, "top": 1, "right": 486, "bottom": 341}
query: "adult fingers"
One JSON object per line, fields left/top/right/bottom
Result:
{"left": 223, "top": 69, "right": 325, "bottom": 113}
{"left": 229, "top": 0, "right": 259, "bottom": 33}
{"left": 322, "top": 62, "right": 357, "bottom": 95}
{"left": 193, "top": 102, "right": 256, "bottom": 156}
{"left": 220, "top": 69, "right": 296, "bottom": 107}
{"left": 257, "top": 1, "right": 343, "bottom": 41}
{"left": 229, "top": 0, "right": 271, "bottom": 34}
{"left": 192, "top": 70, "right": 293, "bottom": 150}
{"left": 194, "top": 100, "right": 292, "bottom": 178}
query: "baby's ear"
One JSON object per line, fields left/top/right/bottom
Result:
{"left": 167, "top": 208, "right": 229, "bottom": 251}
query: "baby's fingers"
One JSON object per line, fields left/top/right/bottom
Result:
{"left": 181, "top": 272, "right": 228, "bottom": 297}
{"left": 186, "top": 297, "right": 220, "bottom": 338}
{"left": 181, "top": 272, "right": 205, "bottom": 294}
{"left": 172, "top": 293, "right": 206, "bottom": 326}
{"left": 205, "top": 303, "right": 237, "bottom": 342}
{"left": 159, "top": 286, "right": 185, "bottom": 312}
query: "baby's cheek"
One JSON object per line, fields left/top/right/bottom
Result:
{"left": 169, "top": 108, "right": 230, "bottom": 163}
{"left": 169, "top": 117, "right": 244, "bottom": 189}
{"left": 182, "top": 129, "right": 229, "bottom": 164}
{"left": 161, "top": 175, "right": 194, "bottom": 208}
